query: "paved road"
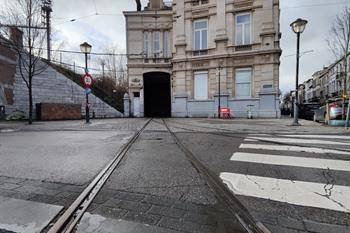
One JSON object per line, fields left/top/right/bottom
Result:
{"left": 0, "top": 118, "right": 349, "bottom": 233}
{"left": 171, "top": 120, "right": 350, "bottom": 233}
{"left": 78, "top": 120, "right": 246, "bottom": 233}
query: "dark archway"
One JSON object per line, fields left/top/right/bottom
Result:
{"left": 143, "top": 72, "right": 171, "bottom": 117}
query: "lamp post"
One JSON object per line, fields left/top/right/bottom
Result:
{"left": 217, "top": 65, "right": 223, "bottom": 118}
{"left": 290, "top": 18, "right": 308, "bottom": 126}
{"left": 80, "top": 42, "right": 92, "bottom": 124}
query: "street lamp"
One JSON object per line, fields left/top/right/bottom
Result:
{"left": 290, "top": 18, "right": 307, "bottom": 126}
{"left": 80, "top": 42, "right": 92, "bottom": 124}
{"left": 217, "top": 65, "right": 223, "bottom": 118}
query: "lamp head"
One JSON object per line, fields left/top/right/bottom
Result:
{"left": 290, "top": 18, "right": 308, "bottom": 34}
{"left": 80, "top": 42, "right": 92, "bottom": 54}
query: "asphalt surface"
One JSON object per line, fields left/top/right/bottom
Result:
{"left": 0, "top": 118, "right": 349, "bottom": 233}
{"left": 84, "top": 120, "right": 246, "bottom": 233}
{"left": 166, "top": 120, "right": 350, "bottom": 233}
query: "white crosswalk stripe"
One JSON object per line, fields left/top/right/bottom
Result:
{"left": 239, "top": 143, "right": 350, "bottom": 155}
{"left": 247, "top": 136, "right": 350, "bottom": 145}
{"left": 220, "top": 172, "right": 350, "bottom": 213}
{"left": 281, "top": 134, "right": 350, "bottom": 140}
{"left": 230, "top": 152, "right": 350, "bottom": 172}
{"left": 221, "top": 134, "right": 350, "bottom": 213}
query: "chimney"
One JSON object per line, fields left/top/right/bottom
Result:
{"left": 10, "top": 27, "right": 23, "bottom": 48}
{"left": 149, "top": 0, "right": 163, "bottom": 9}
{"left": 135, "top": 0, "right": 141, "bottom": 11}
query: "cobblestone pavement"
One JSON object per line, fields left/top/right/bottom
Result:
{"left": 0, "top": 175, "right": 84, "bottom": 208}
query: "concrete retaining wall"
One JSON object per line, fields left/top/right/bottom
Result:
{"left": 7, "top": 60, "right": 122, "bottom": 119}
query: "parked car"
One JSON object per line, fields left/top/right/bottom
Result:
{"left": 292, "top": 103, "right": 320, "bottom": 120}
{"left": 313, "top": 99, "right": 348, "bottom": 123}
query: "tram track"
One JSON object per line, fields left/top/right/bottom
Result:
{"left": 162, "top": 119, "right": 270, "bottom": 233}
{"left": 45, "top": 118, "right": 269, "bottom": 233}
{"left": 44, "top": 119, "right": 152, "bottom": 233}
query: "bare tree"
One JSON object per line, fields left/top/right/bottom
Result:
{"left": 0, "top": 0, "right": 48, "bottom": 124}
{"left": 98, "top": 44, "right": 127, "bottom": 84}
{"left": 327, "top": 7, "right": 350, "bottom": 129}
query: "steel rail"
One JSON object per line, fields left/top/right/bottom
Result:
{"left": 46, "top": 119, "right": 152, "bottom": 233}
{"left": 162, "top": 119, "right": 270, "bottom": 233}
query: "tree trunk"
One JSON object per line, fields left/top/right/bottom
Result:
{"left": 28, "top": 77, "right": 33, "bottom": 124}
{"left": 346, "top": 97, "right": 350, "bottom": 129}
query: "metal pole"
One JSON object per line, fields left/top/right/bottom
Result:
{"left": 346, "top": 96, "right": 350, "bottom": 129}
{"left": 218, "top": 67, "right": 221, "bottom": 119}
{"left": 46, "top": 9, "right": 51, "bottom": 62}
{"left": 101, "top": 62, "right": 105, "bottom": 78}
{"left": 85, "top": 52, "right": 90, "bottom": 124}
{"left": 292, "top": 32, "right": 301, "bottom": 126}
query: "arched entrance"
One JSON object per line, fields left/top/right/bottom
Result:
{"left": 143, "top": 72, "right": 171, "bottom": 117}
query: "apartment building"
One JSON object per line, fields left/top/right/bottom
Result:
{"left": 124, "top": 0, "right": 281, "bottom": 117}
{"left": 301, "top": 55, "right": 350, "bottom": 105}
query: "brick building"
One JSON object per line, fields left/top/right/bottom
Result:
{"left": 124, "top": 0, "right": 281, "bottom": 117}
{"left": 0, "top": 34, "right": 17, "bottom": 116}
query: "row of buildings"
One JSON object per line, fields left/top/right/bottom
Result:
{"left": 298, "top": 55, "right": 350, "bottom": 105}
{"left": 124, "top": 0, "right": 281, "bottom": 118}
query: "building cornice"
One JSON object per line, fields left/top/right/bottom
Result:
{"left": 171, "top": 48, "right": 282, "bottom": 63}
{"left": 123, "top": 10, "right": 172, "bottom": 17}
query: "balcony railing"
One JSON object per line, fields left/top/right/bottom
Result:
{"left": 235, "top": 44, "right": 252, "bottom": 52}
{"left": 193, "top": 49, "right": 208, "bottom": 56}
{"left": 192, "top": 0, "right": 209, "bottom": 6}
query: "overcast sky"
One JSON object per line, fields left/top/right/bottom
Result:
{"left": 2, "top": 0, "right": 350, "bottom": 94}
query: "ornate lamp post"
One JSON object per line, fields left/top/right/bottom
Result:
{"left": 217, "top": 65, "right": 223, "bottom": 118}
{"left": 80, "top": 42, "right": 92, "bottom": 124}
{"left": 290, "top": 18, "right": 308, "bottom": 126}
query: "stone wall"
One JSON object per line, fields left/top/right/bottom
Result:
{"left": 5, "top": 59, "right": 123, "bottom": 119}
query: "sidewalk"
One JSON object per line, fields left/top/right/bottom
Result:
{"left": 1, "top": 117, "right": 349, "bottom": 134}
{"left": 167, "top": 117, "right": 350, "bottom": 134}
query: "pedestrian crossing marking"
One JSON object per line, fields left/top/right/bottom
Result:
{"left": 281, "top": 135, "right": 350, "bottom": 140}
{"left": 239, "top": 144, "right": 350, "bottom": 155}
{"left": 220, "top": 172, "right": 350, "bottom": 213}
{"left": 243, "top": 138, "right": 258, "bottom": 142}
{"left": 247, "top": 136, "right": 350, "bottom": 145}
{"left": 222, "top": 134, "right": 350, "bottom": 213}
{"left": 231, "top": 152, "right": 350, "bottom": 172}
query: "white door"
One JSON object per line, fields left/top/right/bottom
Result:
{"left": 133, "top": 97, "right": 140, "bottom": 117}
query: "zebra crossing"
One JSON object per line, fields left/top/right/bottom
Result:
{"left": 220, "top": 134, "right": 350, "bottom": 213}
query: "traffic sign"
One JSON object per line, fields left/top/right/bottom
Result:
{"left": 85, "top": 88, "right": 92, "bottom": 94}
{"left": 81, "top": 73, "right": 94, "bottom": 88}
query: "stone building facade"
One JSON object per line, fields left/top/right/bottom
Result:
{"left": 300, "top": 54, "right": 350, "bottom": 105}
{"left": 124, "top": 0, "right": 281, "bottom": 117}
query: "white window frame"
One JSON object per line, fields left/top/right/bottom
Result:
{"left": 235, "top": 68, "right": 252, "bottom": 98}
{"left": 193, "top": 19, "right": 208, "bottom": 50}
{"left": 235, "top": 12, "right": 252, "bottom": 46}
{"left": 152, "top": 31, "right": 161, "bottom": 55}
{"left": 143, "top": 31, "right": 150, "bottom": 57}
{"left": 163, "top": 31, "right": 169, "bottom": 58}
{"left": 194, "top": 71, "right": 208, "bottom": 100}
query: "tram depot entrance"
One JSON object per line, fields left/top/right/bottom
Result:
{"left": 143, "top": 72, "right": 171, "bottom": 117}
